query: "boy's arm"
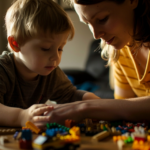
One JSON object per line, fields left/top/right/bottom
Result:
{"left": 82, "top": 92, "right": 100, "bottom": 100}
{"left": 0, "top": 103, "right": 53, "bottom": 127}
{"left": 71, "top": 90, "right": 100, "bottom": 101}
{"left": 0, "top": 103, "right": 23, "bottom": 127}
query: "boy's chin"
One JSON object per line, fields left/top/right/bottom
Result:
{"left": 39, "top": 71, "right": 53, "bottom": 76}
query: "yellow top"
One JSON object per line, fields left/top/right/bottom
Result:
{"left": 113, "top": 46, "right": 150, "bottom": 99}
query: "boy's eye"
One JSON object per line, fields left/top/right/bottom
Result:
{"left": 41, "top": 48, "right": 50, "bottom": 51}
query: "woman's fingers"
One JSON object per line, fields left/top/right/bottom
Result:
{"left": 33, "top": 115, "right": 51, "bottom": 122}
{"left": 34, "top": 122, "right": 47, "bottom": 130}
{"left": 33, "top": 106, "right": 54, "bottom": 116}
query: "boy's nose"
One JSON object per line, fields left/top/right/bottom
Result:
{"left": 49, "top": 50, "right": 59, "bottom": 61}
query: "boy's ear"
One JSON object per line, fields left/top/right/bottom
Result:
{"left": 8, "top": 36, "right": 20, "bottom": 52}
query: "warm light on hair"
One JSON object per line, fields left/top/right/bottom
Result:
{"left": 5, "top": 0, "right": 75, "bottom": 51}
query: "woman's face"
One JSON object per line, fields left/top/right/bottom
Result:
{"left": 74, "top": 0, "right": 137, "bottom": 50}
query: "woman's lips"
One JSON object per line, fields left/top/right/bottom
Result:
{"left": 45, "top": 66, "right": 55, "bottom": 70}
{"left": 106, "top": 37, "right": 115, "bottom": 45}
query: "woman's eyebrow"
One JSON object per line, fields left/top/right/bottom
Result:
{"left": 81, "top": 10, "right": 104, "bottom": 23}
{"left": 79, "top": 11, "right": 102, "bottom": 24}
{"left": 91, "top": 11, "right": 102, "bottom": 20}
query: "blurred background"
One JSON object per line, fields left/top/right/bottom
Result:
{"left": 0, "top": 0, "right": 114, "bottom": 98}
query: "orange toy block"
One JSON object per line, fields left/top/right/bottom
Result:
{"left": 25, "top": 121, "right": 41, "bottom": 134}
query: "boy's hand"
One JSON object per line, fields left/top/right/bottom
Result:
{"left": 20, "top": 104, "right": 53, "bottom": 128}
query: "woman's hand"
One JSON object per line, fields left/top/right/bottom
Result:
{"left": 45, "top": 101, "right": 87, "bottom": 125}
{"left": 20, "top": 104, "right": 53, "bottom": 128}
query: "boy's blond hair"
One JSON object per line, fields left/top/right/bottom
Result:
{"left": 5, "top": 0, "right": 75, "bottom": 51}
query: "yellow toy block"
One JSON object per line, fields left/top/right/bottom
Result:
{"left": 25, "top": 121, "right": 41, "bottom": 134}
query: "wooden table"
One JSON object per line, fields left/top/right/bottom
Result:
{"left": 0, "top": 127, "right": 133, "bottom": 150}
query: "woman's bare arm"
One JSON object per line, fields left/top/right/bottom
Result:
{"left": 47, "top": 96, "right": 150, "bottom": 124}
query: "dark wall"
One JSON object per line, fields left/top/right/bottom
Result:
{"left": 0, "top": 0, "right": 13, "bottom": 54}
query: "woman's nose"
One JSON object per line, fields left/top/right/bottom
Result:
{"left": 94, "top": 32, "right": 105, "bottom": 40}
{"left": 89, "top": 24, "right": 105, "bottom": 39}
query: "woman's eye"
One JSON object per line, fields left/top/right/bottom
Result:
{"left": 41, "top": 48, "right": 50, "bottom": 51}
{"left": 99, "top": 16, "right": 109, "bottom": 23}
{"left": 58, "top": 49, "right": 63, "bottom": 51}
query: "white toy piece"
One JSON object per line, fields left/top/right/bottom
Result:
{"left": 117, "top": 140, "right": 124, "bottom": 150}
{"left": 0, "top": 136, "right": 9, "bottom": 145}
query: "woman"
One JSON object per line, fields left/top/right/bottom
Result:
{"left": 46, "top": 0, "right": 150, "bottom": 124}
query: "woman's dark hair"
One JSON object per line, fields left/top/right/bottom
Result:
{"left": 133, "top": 0, "right": 150, "bottom": 45}
{"left": 75, "top": 0, "right": 125, "bottom": 5}
{"left": 75, "top": 0, "right": 150, "bottom": 45}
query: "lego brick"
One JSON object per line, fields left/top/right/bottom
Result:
{"left": 92, "top": 131, "right": 110, "bottom": 142}
{"left": 25, "top": 121, "right": 41, "bottom": 134}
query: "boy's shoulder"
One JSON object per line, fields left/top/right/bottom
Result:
{"left": 0, "top": 51, "right": 14, "bottom": 64}
{"left": 0, "top": 51, "right": 15, "bottom": 79}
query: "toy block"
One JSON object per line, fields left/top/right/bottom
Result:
{"left": 113, "top": 136, "right": 127, "bottom": 142}
{"left": 21, "top": 129, "right": 32, "bottom": 141}
{"left": 124, "top": 136, "right": 133, "bottom": 143}
{"left": 92, "top": 130, "right": 110, "bottom": 142}
{"left": 111, "top": 127, "right": 121, "bottom": 135}
{"left": 77, "top": 124, "right": 86, "bottom": 133}
{"left": 117, "top": 140, "right": 124, "bottom": 150}
{"left": 85, "top": 119, "right": 93, "bottom": 126}
{"left": 25, "top": 121, "right": 41, "bottom": 134}
{"left": 95, "top": 123, "right": 101, "bottom": 132}
{"left": 0, "top": 129, "right": 16, "bottom": 135}
{"left": 16, "top": 132, "right": 22, "bottom": 140}
{"left": 13, "top": 131, "right": 19, "bottom": 139}
{"left": 134, "top": 136, "right": 147, "bottom": 142}
{"left": 131, "top": 132, "right": 147, "bottom": 140}
{"left": 22, "top": 126, "right": 29, "bottom": 130}
{"left": 0, "top": 136, "right": 9, "bottom": 145}
{"left": 65, "top": 119, "right": 76, "bottom": 128}
{"left": 85, "top": 126, "right": 98, "bottom": 136}
{"left": 19, "top": 139, "right": 32, "bottom": 149}
{"left": 69, "top": 126, "right": 80, "bottom": 136}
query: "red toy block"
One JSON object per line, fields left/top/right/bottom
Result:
{"left": 128, "top": 129, "right": 135, "bottom": 132}
{"left": 19, "top": 139, "right": 32, "bottom": 149}
{"left": 134, "top": 136, "right": 147, "bottom": 142}
{"left": 65, "top": 119, "right": 76, "bottom": 128}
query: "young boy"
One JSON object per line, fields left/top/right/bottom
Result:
{"left": 0, "top": 0, "right": 100, "bottom": 128}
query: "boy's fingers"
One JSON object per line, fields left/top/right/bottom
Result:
{"left": 33, "top": 104, "right": 48, "bottom": 109}
{"left": 34, "top": 123, "right": 47, "bottom": 131}
{"left": 33, "top": 106, "right": 53, "bottom": 116}
{"left": 33, "top": 116, "right": 51, "bottom": 122}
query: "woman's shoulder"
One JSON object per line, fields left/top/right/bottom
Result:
{"left": 118, "top": 46, "right": 132, "bottom": 61}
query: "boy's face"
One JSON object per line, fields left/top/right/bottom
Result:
{"left": 15, "top": 31, "right": 69, "bottom": 79}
